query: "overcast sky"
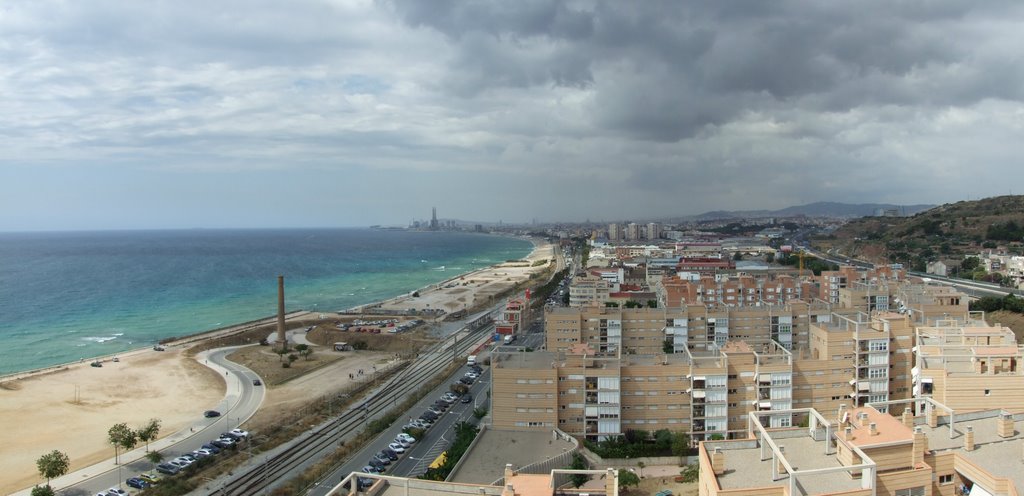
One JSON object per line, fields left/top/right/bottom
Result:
{"left": 3, "top": 1, "right": 1024, "bottom": 231}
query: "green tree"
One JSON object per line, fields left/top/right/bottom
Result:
{"left": 961, "top": 256, "right": 980, "bottom": 271}
{"left": 618, "top": 468, "right": 640, "bottom": 489}
{"left": 288, "top": 353, "right": 298, "bottom": 366}
{"left": 136, "top": 418, "right": 161, "bottom": 452}
{"left": 646, "top": 300, "right": 657, "bottom": 308}
{"left": 108, "top": 423, "right": 137, "bottom": 464}
{"left": 671, "top": 432, "right": 691, "bottom": 464}
{"left": 35, "top": 450, "right": 69, "bottom": 488}
{"left": 146, "top": 451, "right": 164, "bottom": 465}
{"left": 636, "top": 460, "right": 646, "bottom": 478}
{"left": 733, "top": 251, "right": 743, "bottom": 261}
{"left": 30, "top": 486, "right": 55, "bottom": 496}
{"left": 568, "top": 452, "right": 590, "bottom": 488}
{"left": 680, "top": 463, "right": 700, "bottom": 483}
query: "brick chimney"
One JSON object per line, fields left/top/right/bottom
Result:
{"left": 965, "top": 425, "right": 975, "bottom": 451}
{"left": 998, "top": 413, "right": 1016, "bottom": 438}
{"left": 869, "top": 422, "right": 878, "bottom": 436}
{"left": 504, "top": 463, "right": 514, "bottom": 482}
{"left": 277, "top": 275, "right": 287, "bottom": 351}
{"left": 859, "top": 412, "right": 871, "bottom": 428}
{"left": 843, "top": 426, "right": 853, "bottom": 441}
{"left": 927, "top": 406, "right": 938, "bottom": 428}
{"left": 912, "top": 426, "right": 927, "bottom": 466}
{"left": 902, "top": 407, "right": 914, "bottom": 429}
{"left": 711, "top": 447, "right": 726, "bottom": 475}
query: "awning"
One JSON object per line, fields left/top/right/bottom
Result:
{"left": 758, "top": 400, "right": 771, "bottom": 408}
{"left": 693, "top": 376, "right": 706, "bottom": 381}
{"left": 692, "top": 390, "right": 706, "bottom": 399}
{"left": 920, "top": 377, "right": 933, "bottom": 384}
{"left": 758, "top": 373, "right": 771, "bottom": 383}
{"left": 970, "top": 483, "right": 995, "bottom": 496}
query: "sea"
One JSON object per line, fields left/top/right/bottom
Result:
{"left": 0, "top": 228, "right": 533, "bottom": 375}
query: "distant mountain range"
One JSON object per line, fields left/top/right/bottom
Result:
{"left": 673, "top": 202, "right": 936, "bottom": 222}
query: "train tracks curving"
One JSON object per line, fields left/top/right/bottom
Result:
{"left": 207, "top": 321, "right": 493, "bottom": 495}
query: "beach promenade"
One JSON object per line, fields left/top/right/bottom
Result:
{"left": 1, "top": 237, "right": 554, "bottom": 493}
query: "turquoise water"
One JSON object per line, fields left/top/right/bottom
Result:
{"left": 0, "top": 229, "right": 532, "bottom": 375}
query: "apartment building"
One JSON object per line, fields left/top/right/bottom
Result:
{"left": 820, "top": 265, "right": 905, "bottom": 304}
{"left": 499, "top": 282, "right": 973, "bottom": 444}
{"left": 657, "top": 273, "right": 815, "bottom": 309}
{"left": 567, "top": 273, "right": 612, "bottom": 307}
{"left": 914, "top": 316, "right": 1024, "bottom": 413}
{"left": 544, "top": 303, "right": 836, "bottom": 355}
{"left": 698, "top": 398, "right": 1024, "bottom": 495}
{"left": 491, "top": 340, "right": 794, "bottom": 442}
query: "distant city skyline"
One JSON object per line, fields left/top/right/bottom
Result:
{"left": 3, "top": 2, "right": 1024, "bottom": 231}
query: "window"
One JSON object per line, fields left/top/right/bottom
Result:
{"left": 985, "top": 389, "right": 991, "bottom": 396}
{"left": 895, "top": 487, "right": 925, "bottom": 496}
{"left": 938, "top": 474, "right": 953, "bottom": 485}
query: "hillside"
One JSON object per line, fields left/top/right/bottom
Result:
{"left": 816, "top": 195, "right": 1024, "bottom": 271}
{"left": 670, "top": 201, "right": 933, "bottom": 222}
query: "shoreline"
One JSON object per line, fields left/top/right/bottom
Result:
{"left": 0, "top": 234, "right": 542, "bottom": 380}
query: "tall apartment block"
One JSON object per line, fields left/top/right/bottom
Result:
{"left": 493, "top": 281, "right": 1003, "bottom": 445}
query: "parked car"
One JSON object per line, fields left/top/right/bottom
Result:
{"left": 192, "top": 448, "right": 214, "bottom": 458}
{"left": 107, "top": 488, "right": 128, "bottom": 496}
{"left": 367, "top": 459, "right": 386, "bottom": 472}
{"left": 461, "top": 394, "right": 473, "bottom": 404}
{"left": 212, "top": 438, "right": 235, "bottom": 448}
{"left": 396, "top": 433, "right": 416, "bottom": 444}
{"left": 361, "top": 465, "right": 379, "bottom": 474}
{"left": 137, "top": 472, "right": 160, "bottom": 484}
{"left": 388, "top": 442, "right": 406, "bottom": 453}
{"left": 229, "top": 428, "right": 249, "bottom": 438}
{"left": 155, "top": 463, "right": 180, "bottom": 475}
{"left": 201, "top": 443, "right": 221, "bottom": 454}
{"left": 427, "top": 407, "right": 444, "bottom": 415}
{"left": 373, "top": 453, "right": 392, "bottom": 465}
{"left": 126, "top": 477, "right": 149, "bottom": 489}
{"left": 204, "top": 410, "right": 220, "bottom": 418}
{"left": 253, "top": 378, "right": 262, "bottom": 386}
{"left": 381, "top": 449, "right": 398, "bottom": 461}
{"left": 90, "top": 361, "right": 102, "bottom": 368}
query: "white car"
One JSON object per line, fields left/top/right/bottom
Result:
{"left": 387, "top": 442, "right": 406, "bottom": 453}
{"left": 107, "top": 489, "right": 128, "bottom": 496}
{"left": 229, "top": 428, "right": 249, "bottom": 438}
{"left": 397, "top": 433, "right": 416, "bottom": 444}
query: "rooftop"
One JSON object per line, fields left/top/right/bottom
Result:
{"left": 711, "top": 435, "right": 864, "bottom": 494}
{"left": 842, "top": 407, "right": 913, "bottom": 448}
{"left": 921, "top": 412, "right": 1024, "bottom": 494}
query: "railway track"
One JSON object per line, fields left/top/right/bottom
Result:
{"left": 208, "top": 321, "right": 493, "bottom": 495}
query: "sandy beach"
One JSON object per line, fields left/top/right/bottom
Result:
{"left": 0, "top": 236, "right": 553, "bottom": 493}
{"left": 372, "top": 236, "right": 554, "bottom": 315}
{"left": 0, "top": 348, "right": 224, "bottom": 493}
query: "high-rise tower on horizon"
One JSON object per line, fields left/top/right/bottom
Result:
{"left": 430, "top": 207, "right": 439, "bottom": 230}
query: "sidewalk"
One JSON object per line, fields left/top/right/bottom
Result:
{"left": 13, "top": 347, "right": 257, "bottom": 496}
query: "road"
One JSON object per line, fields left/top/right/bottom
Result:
{"left": 308, "top": 363, "right": 492, "bottom": 494}
{"left": 39, "top": 347, "right": 265, "bottom": 496}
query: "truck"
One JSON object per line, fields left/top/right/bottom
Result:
{"left": 466, "top": 355, "right": 477, "bottom": 366}
{"left": 503, "top": 335, "right": 515, "bottom": 345}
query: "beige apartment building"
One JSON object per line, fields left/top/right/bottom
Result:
{"left": 698, "top": 398, "right": 1024, "bottom": 495}
{"left": 494, "top": 282, "right": 1003, "bottom": 446}
{"left": 914, "top": 316, "right": 1024, "bottom": 413}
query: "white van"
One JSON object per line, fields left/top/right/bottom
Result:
{"left": 466, "top": 355, "right": 477, "bottom": 366}
{"left": 503, "top": 335, "right": 514, "bottom": 345}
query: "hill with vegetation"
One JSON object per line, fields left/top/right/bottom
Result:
{"left": 813, "top": 195, "right": 1024, "bottom": 274}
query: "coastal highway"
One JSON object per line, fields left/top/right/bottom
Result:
{"left": 43, "top": 347, "right": 264, "bottom": 496}
{"left": 195, "top": 316, "right": 496, "bottom": 495}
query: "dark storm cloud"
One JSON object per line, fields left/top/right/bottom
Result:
{"left": 389, "top": 0, "right": 1024, "bottom": 141}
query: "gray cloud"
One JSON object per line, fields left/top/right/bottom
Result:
{"left": 2, "top": 1, "right": 1024, "bottom": 230}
